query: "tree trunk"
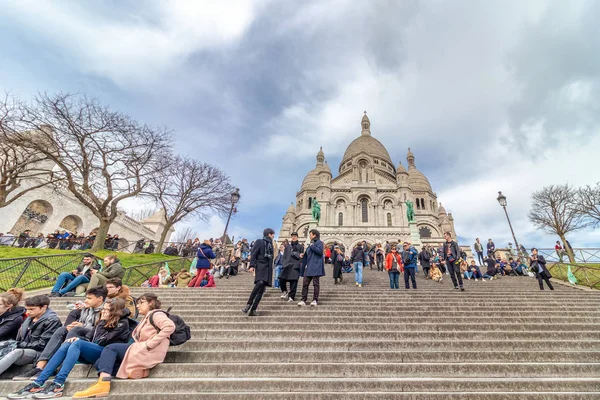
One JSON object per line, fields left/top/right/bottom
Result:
{"left": 156, "top": 222, "right": 174, "bottom": 254}
{"left": 558, "top": 234, "right": 575, "bottom": 264}
{"left": 91, "top": 218, "right": 112, "bottom": 252}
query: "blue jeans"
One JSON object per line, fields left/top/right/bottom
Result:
{"left": 388, "top": 271, "right": 400, "bottom": 289}
{"left": 354, "top": 262, "right": 363, "bottom": 284}
{"left": 463, "top": 271, "right": 473, "bottom": 279}
{"left": 274, "top": 265, "right": 282, "bottom": 288}
{"left": 51, "top": 272, "right": 75, "bottom": 293}
{"left": 36, "top": 340, "right": 104, "bottom": 385}
{"left": 58, "top": 274, "right": 90, "bottom": 295}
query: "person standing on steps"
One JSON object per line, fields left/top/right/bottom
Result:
{"left": 375, "top": 244, "right": 385, "bottom": 272}
{"left": 530, "top": 248, "right": 554, "bottom": 290}
{"left": 474, "top": 238, "right": 485, "bottom": 266}
{"left": 189, "top": 240, "right": 216, "bottom": 288}
{"left": 418, "top": 245, "right": 431, "bottom": 279}
{"left": 273, "top": 243, "right": 284, "bottom": 289}
{"left": 332, "top": 246, "right": 344, "bottom": 284}
{"left": 242, "top": 229, "right": 275, "bottom": 316}
{"left": 298, "top": 229, "right": 325, "bottom": 307}
{"left": 385, "top": 244, "right": 403, "bottom": 289}
{"left": 279, "top": 232, "right": 304, "bottom": 302}
{"left": 401, "top": 242, "right": 418, "bottom": 289}
{"left": 351, "top": 242, "right": 366, "bottom": 288}
{"left": 487, "top": 238, "right": 496, "bottom": 258}
{"left": 442, "top": 232, "right": 465, "bottom": 291}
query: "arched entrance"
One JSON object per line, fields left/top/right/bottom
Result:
{"left": 59, "top": 215, "right": 83, "bottom": 232}
{"left": 10, "top": 200, "right": 53, "bottom": 235}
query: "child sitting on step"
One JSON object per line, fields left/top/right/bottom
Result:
{"left": 430, "top": 264, "right": 443, "bottom": 282}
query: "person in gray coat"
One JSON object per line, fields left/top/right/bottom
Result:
{"left": 298, "top": 229, "right": 325, "bottom": 307}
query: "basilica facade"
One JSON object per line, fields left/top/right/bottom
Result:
{"left": 278, "top": 113, "right": 458, "bottom": 250}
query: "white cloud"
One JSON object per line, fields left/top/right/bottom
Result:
{"left": 4, "top": 0, "right": 262, "bottom": 88}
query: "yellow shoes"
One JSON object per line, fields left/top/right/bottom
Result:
{"left": 72, "top": 378, "right": 110, "bottom": 398}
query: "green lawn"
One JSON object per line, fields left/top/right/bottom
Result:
{"left": 548, "top": 263, "right": 600, "bottom": 290}
{"left": 0, "top": 247, "right": 192, "bottom": 291}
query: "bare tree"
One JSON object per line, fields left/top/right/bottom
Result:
{"left": 129, "top": 207, "right": 157, "bottom": 222}
{"left": 148, "top": 155, "right": 234, "bottom": 252}
{"left": 172, "top": 227, "right": 199, "bottom": 243}
{"left": 577, "top": 183, "right": 600, "bottom": 228}
{"left": 528, "top": 184, "right": 588, "bottom": 263}
{"left": 0, "top": 95, "right": 63, "bottom": 208}
{"left": 0, "top": 92, "right": 171, "bottom": 251}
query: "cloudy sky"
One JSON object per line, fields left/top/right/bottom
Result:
{"left": 1, "top": 0, "right": 599, "bottom": 248}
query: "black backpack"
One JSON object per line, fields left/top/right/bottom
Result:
{"left": 148, "top": 307, "right": 191, "bottom": 346}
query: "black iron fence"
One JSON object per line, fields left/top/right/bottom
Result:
{"left": 0, "top": 253, "right": 196, "bottom": 292}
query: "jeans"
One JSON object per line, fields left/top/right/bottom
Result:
{"left": 52, "top": 272, "right": 75, "bottom": 293}
{"left": 447, "top": 261, "right": 464, "bottom": 288}
{"left": 36, "top": 340, "right": 104, "bottom": 385}
{"left": 300, "top": 276, "right": 320, "bottom": 302}
{"left": 388, "top": 271, "right": 400, "bottom": 289}
{"left": 354, "top": 262, "right": 363, "bottom": 284}
{"left": 189, "top": 269, "right": 208, "bottom": 287}
{"left": 476, "top": 252, "right": 484, "bottom": 266}
{"left": 0, "top": 347, "right": 39, "bottom": 375}
{"left": 56, "top": 274, "right": 90, "bottom": 295}
{"left": 274, "top": 265, "right": 282, "bottom": 288}
{"left": 95, "top": 343, "right": 131, "bottom": 376}
{"left": 404, "top": 267, "right": 417, "bottom": 289}
{"left": 463, "top": 271, "right": 473, "bottom": 279}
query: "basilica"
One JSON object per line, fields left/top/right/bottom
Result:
{"left": 278, "top": 113, "right": 458, "bottom": 250}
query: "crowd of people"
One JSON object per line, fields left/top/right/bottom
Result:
{"left": 0, "top": 253, "right": 190, "bottom": 398}
{"left": 0, "top": 230, "right": 122, "bottom": 251}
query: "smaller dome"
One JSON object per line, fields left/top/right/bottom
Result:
{"left": 301, "top": 169, "right": 319, "bottom": 189}
{"left": 319, "top": 162, "right": 331, "bottom": 175}
{"left": 438, "top": 203, "right": 447, "bottom": 216}
{"left": 286, "top": 203, "right": 296, "bottom": 214}
{"left": 396, "top": 161, "right": 407, "bottom": 174}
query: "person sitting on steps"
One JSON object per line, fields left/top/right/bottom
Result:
{"left": 72, "top": 293, "right": 175, "bottom": 399}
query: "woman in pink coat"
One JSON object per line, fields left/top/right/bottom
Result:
{"left": 72, "top": 293, "right": 175, "bottom": 398}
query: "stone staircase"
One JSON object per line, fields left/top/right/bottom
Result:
{"left": 2, "top": 268, "right": 600, "bottom": 399}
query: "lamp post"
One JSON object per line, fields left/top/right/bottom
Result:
{"left": 497, "top": 191, "right": 521, "bottom": 260}
{"left": 222, "top": 188, "right": 240, "bottom": 246}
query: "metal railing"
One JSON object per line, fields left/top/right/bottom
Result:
{"left": 547, "top": 261, "right": 600, "bottom": 290}
{"left": 122, "top": 257, "right": 196, "bottom": 287}
{"left": 0, "top": 253, "right": 196, "bottom": 292}
{"left": 538, "top": 248, "right": 600, "bottom": 264}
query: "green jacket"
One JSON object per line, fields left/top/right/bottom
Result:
{"left": 99, "top": 261, "right": 124, "bottom": 279}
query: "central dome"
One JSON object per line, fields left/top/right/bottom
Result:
{"left": 339, "top": 113, "right": 394, "bottom": 172}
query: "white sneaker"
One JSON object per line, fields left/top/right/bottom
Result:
{"left": 297, "top": 301, "right": 306, "bottom": 307}
{"left": 287, "top": 298, "right": 294, "bottom": 303}
{"left": 280, "top": 292, "right": 288, "bottom": 299}
{"left": 475, "top": 279, "right": 478, "bottom": 281}
{"left": 310, "top": 300, "right": 318, "bottom": 307}
{"left": 355, "top": 282, "right": 359, "bottom": 286}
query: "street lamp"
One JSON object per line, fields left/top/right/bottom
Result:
{"left": 222, "top": 188, "right": 240, "bottom": 246}
{"left": 496, "top": 191, "right": 521, "bottom": 259}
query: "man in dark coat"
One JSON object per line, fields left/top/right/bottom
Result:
{"left": 442, "top": 231, "right": 464, "bottom": 291}
{"left": 418, "top": 246, "right": 431, "bottom": 278}
{"left": 530, "top": 248, "right": 554, "bottom": 290}
{"left": 278, "top": 232, "right": 304, "bottom": 302}
{"left": 242, "top": 228, "right": 275, "bottom": 316}
{"left": 298, "top": 229, "right": 325, "bottom": 307}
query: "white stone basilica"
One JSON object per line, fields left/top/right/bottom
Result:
{"left": 278, "top": 113, "right": 458, "bottom": 250}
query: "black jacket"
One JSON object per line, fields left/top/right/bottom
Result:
{"left": 16, "top": 308, "right": 62, "bottom": 351}
{"left": 163, "top": 246, "right": 179, "bottom": 256}
{"left": 442, "top": 241, "right": 460, "bottom": 263}
{"left": 279, "top": 241, "right": 304, "bottom": 281}
{"left": 351, "top": 246, "right": 366, "bottom": 264}
{"left": 85, "top": 310, "right": 131, "bottom": 346}
{"left": 76, "top": 260, "right": 101, "bottom": 280}
{"left": 418, "top": 250, "right": 431, "bottom": 268}
{"left": 249, "top": 237, "right": 274, "bottom": 286}
{"left": 530, "top": 255, "right": 552, "bottom": 278}
{"left": 0, "top": 306, "right": 26, "bottom": 341}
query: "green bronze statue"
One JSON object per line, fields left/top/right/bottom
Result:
{"left": 405, "top": 200, "right": 415, "bottom": 222}
{"left": 312, "top": 198, "right": 321, "bottom": 224}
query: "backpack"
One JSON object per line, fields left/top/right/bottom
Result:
{"left": 148, "top": 307, "right": 191, "bottom": 346}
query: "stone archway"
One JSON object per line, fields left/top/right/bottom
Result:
{"left": 10, "top": 200, "right": 53, "bottom": 235}
{"left": 59, "top": 215, "right": 83, "bottom": 233}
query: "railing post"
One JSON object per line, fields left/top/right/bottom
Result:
{"left": 11, "top": 259, "right": 32, "bottom": 288}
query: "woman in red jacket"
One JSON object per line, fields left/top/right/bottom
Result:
{"left": 385, "top": 244, "right": 403, "bottom": 289}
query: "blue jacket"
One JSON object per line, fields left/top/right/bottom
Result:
{"left": 303, "top": 239, "right": 325, "bottom": 277}
{"left": 402, "top": 247, "right": 418, "bottom": 269}
{"left": 196, "top": 244, "right": 216, "bottom": 269}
